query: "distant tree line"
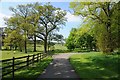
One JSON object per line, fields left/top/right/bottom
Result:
{"left": 3, "top": 2, "right": 67, "bottom": 53}
{"left": 66, "top": 1, "right": 120, "bottom": 54}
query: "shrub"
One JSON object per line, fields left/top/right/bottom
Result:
{"left": 74, "top": 48, "right": 90, "bottom": 52}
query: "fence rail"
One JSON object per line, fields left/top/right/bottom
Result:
{"left": 0, "top": 53, "right": 47, "bottom": 79}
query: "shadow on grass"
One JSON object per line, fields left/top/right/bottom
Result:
{"left": 2, "top": 57, "right": 52, "bottom": 80}
{"left": 70, "top": 54, "right": 120, "bottom": 80}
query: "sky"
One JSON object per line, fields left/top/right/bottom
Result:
{"left": 0, "top": 0, "right": 83, "bottom": 38}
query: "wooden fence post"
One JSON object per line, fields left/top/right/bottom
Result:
{"left": 27, "top": 55, "right": 29, "bottom": 67}
{"left": 40, "top": 53, "right": 42, "bottom": 61}
{"left": 12, "top": 57, "right": 15, "bottom": 80}
{"left": 38, "top": 53, "right": 40, "bottom": 61}
{"left": 32, "top": 55, "right": 34, "bottom": 65}
{"left": 37, "top": 53, "right": 39, "bottom": 62}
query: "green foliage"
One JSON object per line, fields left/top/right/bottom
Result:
{"left": 70, "top": 1, "right": 120, "bottom": 53}
{"left": 3, "top": 28, "right": 24, "bottom": 51}
{"left": 65, "top": 28, "right": 77, "bottom": 50}
{"left": 34, "top": 3, "right": 67, "bottom": 53}
{"left": 74, "top": 48, "right": 90, "bottom": 52}
{"left": 70, "top": 52, "right": 120, "bottom": 79}
{"left": 65, "top": 27, "right": 96, "bottom": 52}
{"left": 75, "top": 33, "right": 96, "bottom": 50}
{"left": 4, "top": 2, "right": 67, "bottom": 53}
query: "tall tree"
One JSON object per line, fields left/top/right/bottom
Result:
{"left": 4, "top": 2, "right": 67, "bottom": 53}
{"left": 70, "top": 1, "right": 119, "bottom": 53}
{"left": 4, "top": 28, "right": 24, "bottom": 51}
{"left": 34, "top": 3, "right": 67, "bottom": 53}
{"left": 111, "top": 1, "right": 120, "bottom": 51}
{"left": 9, "top": 4, "right": 34, "bottom": 53}
{"left": 26, "top": 3, "right": 40, "bottom": 52}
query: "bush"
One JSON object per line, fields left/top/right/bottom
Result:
{"left": 74, "top": 48, "right": 90, "bottom": 52}
{"left": 48, "top": 49, "right": 70, "bottom": 55}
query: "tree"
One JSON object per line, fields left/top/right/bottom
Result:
{"left": 26, "top": 3, "right": 40, "bottom": 52}
{"left": 34, "top": 3, "right": 67, "bottom": 53}
{"left": 75, "top": 33, "right": 96, "bottom": 50}
{"left": 3, "top": 27, "right": 24, "bottom": 51}
{"left": 111, "top": 1, "right": 120, "bottom": 51}
{"left": 4, "top": 17, "right": 23, "bottom": 51}
{"left": 4, "top": 2, "right": 67, "bottom": 53}
{"left": 47, "top": 33, "right": 64, "bottom": 51}
{"left": 8, "top": 4, "right": 35, "bottom": 53}
{"left": 70, "top": 1, "right": 119, "bottom": 53}
{"left": 0, "top": 28, "right": 3, "bottom": 50}
{"left": 65, "top": 28, "right": 77, "bottom": 50}
{"left": 54, "top": 34, "right": 64, "bottom": 44}
{"left": 66, "top": 26, "right": 96, "bottom": 51}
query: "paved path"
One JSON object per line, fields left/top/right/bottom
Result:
{"left": 37, "top": 53, "right": 80, "bottom": 79}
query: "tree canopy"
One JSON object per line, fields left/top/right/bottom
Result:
{"left": 68, "top": 1, "right": 120, "bottom": 53}
{"left": 4, "top": 2, "right": 67, "bottom": 53}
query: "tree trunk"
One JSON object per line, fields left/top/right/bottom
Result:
{"left": 24, "top": 33, "right": 27, "bottom": 53}
{"left": 10, "top": 45, "right": 12, "bottom": 50}
{"left": 24, "top": 40, "right": 27, "bottom": 53}
{"left": 33, "top": 34, "right": 37, "bottom": 52}
{"left": 15, "top": 45, "right": 17, "bottom": 50}
{"left": 19, "top": 47, "right": 22, "bottom": 52}
{"left": 44, "top": 36, "right": 47, "bottom": 53}
{"left": 106, "top": 21, "right": 113, "bottom": 53}
{"left": 48, "top": 43, "right": 49, "bottom": 52}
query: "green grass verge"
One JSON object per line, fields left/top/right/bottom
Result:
{"left": 1, "top": 51, "right": 42, "bottom": 60}
{"left": 2, "top": 56, "right": 52, "bottom": 80}
{"left": 70, "top": 52, "right": 120, "bottom": 80}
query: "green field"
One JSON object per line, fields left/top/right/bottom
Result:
{"left": 1, "top": 51, "right": 40, "bottom": 60}
{"left": 1, "top": 44, "right": 67, "bottom": 60}
{"left": 70, "top": 52, "right": 120, "bottom": 79}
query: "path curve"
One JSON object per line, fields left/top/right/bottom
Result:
{"left": 37, "top": 53, "right": 80, "bottom": 79}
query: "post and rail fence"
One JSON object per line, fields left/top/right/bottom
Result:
{"left": 0, "top": 53, "right": 47, "bottom": 79}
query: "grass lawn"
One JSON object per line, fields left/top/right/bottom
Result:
{"left": 70, "top": 52, "right": 120, "bottom": 79}
{"left": 2, "top": 56, "right": 52, "bottom": 80}
{"left": 54, "top": 44, "right": 67, "bottom": 50}
{"left": 1, "top": 50, "right": 41, "bottom": 60}
{"left": 1, "top": 44, "right": 67, "bottom": 60}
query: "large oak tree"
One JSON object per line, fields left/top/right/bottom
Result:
{"left": 33, "top": 3, "right": 67, "bottom": 53}
{"left": 70, "top": 1, "right": 119, "bottom": 53}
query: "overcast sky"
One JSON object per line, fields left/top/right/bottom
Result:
{"left": 0, "top": 0, "right": 83, "bottom": 38}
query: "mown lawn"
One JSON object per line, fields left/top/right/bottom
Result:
{"left": 70, "top": 52, "right": 120, "bottom": 80}
{"left": 1, "top": 50, "right": 41, "bottom": 60}
{"left": 1, "top": 44, "right": 67, "bottom": 60}
{"left": 2, "top": 56, "right": 52, "bottom": 80}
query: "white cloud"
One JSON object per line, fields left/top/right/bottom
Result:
{"left": 0, "top": 13, "right": 11, "bottom": 27}
{"left": 65, "top": 12, "right": 81, "bottom": 22}
{"left": 0, "top": 13, "right": 11, "bottom": 19}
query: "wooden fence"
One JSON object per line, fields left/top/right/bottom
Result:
{"left": 0, "top": 53, "right": 47, "bottom": 79}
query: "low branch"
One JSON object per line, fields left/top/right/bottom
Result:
{"left": 88, "top": 5, "right": 104, "bottom": 23}
{"left": 36, "top": 35, "right": 45, "bottom": 40}
{"left": 35, "top": 31, "right": 45, "bottom": 36}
